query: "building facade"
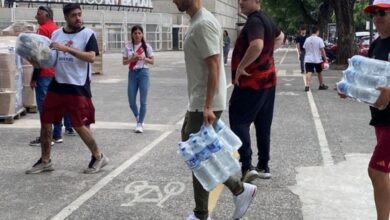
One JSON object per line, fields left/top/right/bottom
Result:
{"left": 0, "top": 0, "right": 239, "bottom": 52}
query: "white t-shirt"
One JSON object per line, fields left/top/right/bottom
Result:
{"left": 303, "top": 35, "right": 325, "bottom": 64}
{"left": 122, "top": 42, "right": 153, "bottom": 69}
{"left": 183, "top": 7, "right": 226, "bottom": 112}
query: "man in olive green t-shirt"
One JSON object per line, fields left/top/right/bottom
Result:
{"left": 172, "top": 1, "right": 257, "bottom": 220}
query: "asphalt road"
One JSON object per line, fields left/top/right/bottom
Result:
{"left": 0, "top": 46, "right": 377, "bottom": 220}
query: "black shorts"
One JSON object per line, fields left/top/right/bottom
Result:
{"left": 305, "top": 63, "right": 322, "bottom": 73}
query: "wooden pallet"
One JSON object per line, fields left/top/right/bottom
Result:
{"left": 0, "top": 108, "right": 26, "bottom": 124}
{"left": 25, "top": 106, "right": 38, "bottom": 113}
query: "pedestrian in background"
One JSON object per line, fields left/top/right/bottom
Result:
{"left": 362, "top": 1, "right": 390, "bottom": 219}
{"left": 223, "top": 30, "right": 230, "bottom": 65}
{"left": 122, "top": 25, "right": 154, "bottom": 133}
{"left": 29, "top": 6, "right": 75, "bottom": 147}
{"left": 295, "top": 26, "right": 307, "bottom": 74}
{"left": 172, "top": 0, "right": 257, "bottom": 219}
{"left": 26, "top": 3, "right": 109, "bottom": 174}
{"left": 303, "top": 26, "right": 328, "bottom": 92}
{"left": 229, "top": 0, "right": 284, "bottom": 183}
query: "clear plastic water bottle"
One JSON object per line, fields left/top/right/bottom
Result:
{"left": 336, "top": 81, "right": 380, "bottom": 104}
{"left": 214, "top": 120, "right": 242, "bottom": 152}
{"left": 349, "top": 55, "right": 390, "bottom": 75}
{"left": 178, "top": 142, "right": 218, "bottom": 191}
{"left": 191, "top": 136, "right": 222, "bottom": 186}
{"left": 343, "top": 68, "right": 387, "bottom": 88}
{"left": 202, "top": 126, "right": 241, "bottom": 179}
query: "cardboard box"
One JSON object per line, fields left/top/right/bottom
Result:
{"left": 0, "top": 53, "right": 16, "bottom": 90}
{"left": 22, "top": 85, "right": 36, "bottom": 107}
{"left": 0, "top": 91, "right": 15, "bottom": 115}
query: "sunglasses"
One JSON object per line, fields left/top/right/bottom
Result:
{"left": 370, "top": 9, "right": 390, "bottom": 18}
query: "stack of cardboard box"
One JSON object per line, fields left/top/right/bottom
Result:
{"left": 0, "top": 22, "right": 35, "bottom": 36}
{"left": 0, "top": 37, "right": 17, "bottom": 116}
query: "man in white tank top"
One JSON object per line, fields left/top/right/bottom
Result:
{"left": 26, "top": 3, "right": 109, "bottom": 175}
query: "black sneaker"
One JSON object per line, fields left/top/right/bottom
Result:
{"left": 304, "top": 86, "right": 310, "bottom": 92}
{"left": 256, "top": 166, "right": 271, "bottom": 179}
{"left": 29, "top": 137, "right": 41, "bottom": 146}
{"left": 29, "top": 137, "right": 54, "bottom": 146}
{"left": 241, "top": 166, "right": 259, "bottom": 183}
{"left": 318, "top": 84, "right": 329, "bottom": 90}
{"left": 65, "top": 128, "right": 76, "bottom": 136}
{"left": 84, "top": 154, "right": 109, "bottom": 174}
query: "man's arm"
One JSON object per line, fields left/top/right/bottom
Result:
{"left": 234, "top": 39, "right": 263, "bottom": 85}
{"left": 374, "top": 87, "right": 390, "bottom": 110}
{"left": 274, "top": 32, "right": 285, "bottom": 50}
{"left": 50, "top": 42, "right": 96, "bottom": 63}
{"left": 204, "top": 54, "right": 220, "bottom": 125}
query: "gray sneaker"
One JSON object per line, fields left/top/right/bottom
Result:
{"left": 256, "top": 166, "right": 271, "bottom": 179}
{"left": 242, "top": 168, "right": 259, "bottom": 183}
{"left": 84, "top": 154, "right": 109, "bottom": 174}
{"left": 26, "top": 158, "right": 54, "bottom": 174}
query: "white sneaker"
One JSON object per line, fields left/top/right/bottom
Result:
{"left": 232, "top": 183, "right": 257, "bottom": 219}
{"left": 186, "top": 213, "right": 211, "bottom": 220}
{"left": 134, "top": 123, "right": 143, "bottom": 133}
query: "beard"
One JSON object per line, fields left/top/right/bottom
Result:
{"left": 68, "top": 22, "right": 83, "bottom": 31}
{"left": 175, "top": 0, "right": 193, "bottom": 12}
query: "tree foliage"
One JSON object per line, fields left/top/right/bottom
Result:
{"left": 262, "top": 0, "right": 371, "bottom": 64}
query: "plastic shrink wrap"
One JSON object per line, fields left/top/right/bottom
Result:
{"left": 15, "top": 33, "right": 56, "bottom": 68}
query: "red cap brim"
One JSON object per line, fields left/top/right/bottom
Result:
{"left": 364, "top": 3, "right": 390, "bottom": 13}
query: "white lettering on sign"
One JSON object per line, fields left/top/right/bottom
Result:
{"left": 121, "top": 181, "right": 185, "bottom": 207}
{"left": 20, "top": 0, "right": 153, "bottom": 7}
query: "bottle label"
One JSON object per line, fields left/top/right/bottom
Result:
{"left": 186, "top": 156, "right": 200, "bottom": 170}
{"left": 207, "top": 139, "right": 222, "bottom": 153}
{"left": 196, "top": 148, "right": 211, "bottom": 161}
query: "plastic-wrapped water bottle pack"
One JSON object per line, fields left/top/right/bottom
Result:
{"left": 15, "top": 33, "right": 57, "bottom": 68}
{"left": 336, "top": 55, "right": 390, "bottom": 105}
{"left": 178, "top": 120, "right": 242, "bottom": 191}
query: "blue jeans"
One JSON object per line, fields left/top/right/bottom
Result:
{"left": 35, "top": 76, "right": 71, "bottom": 139}
{"left": 128, "top": 68, "right": 150, "bottom": 123}
{"left": 223, "top": 46, "right": 229, "bottom": 64}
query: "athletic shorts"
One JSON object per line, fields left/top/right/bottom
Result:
{"left": 305, "top": 63, "right": 322, "bottom": 74}
{"left": 42, "top": 92, "right": 95, "bottom": 127}
{"left": 369, "top": 126, "right": 390, "bottom": 173}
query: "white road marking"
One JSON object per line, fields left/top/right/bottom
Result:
{"left": 279, "top": 48, "right": 289, "bottom": 64}
{"left": 289, "top": 154, "right": 375, "bottom": 219}
{"left": 94, "top": 78, "right": 125, "bottom": 83}
{"left": 121, "top": 181, "right": 185, "bottom": 207}
{"left": 51, "top": 121, "right": 180, "bottom": 220}
{"left": 0, "top": 119, "right": 172, "bottom": 131}
{"left": 277, "top": 91, "right": 299, "bottom": 96}
{"left": 303, "top": 75, "right": 333, "bottom": 166}
{"left": 277, "top": 69, "right": 303, "bottom": 77}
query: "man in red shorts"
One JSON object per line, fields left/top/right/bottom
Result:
{"left": 365, "top": 1, "right": 390, "bottom": 219}
{"left": 26, "top": 3, "right": 109, "bottom": 174}
{"left": 339, "top": 1, "right": 390, "bottom": 219}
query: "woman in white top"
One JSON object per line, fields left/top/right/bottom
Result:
{"left": 122, "top": 25, "right": 154, "bottom": 133}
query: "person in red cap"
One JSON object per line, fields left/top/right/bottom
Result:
{"left": 363, "top": 0, "right": 390, "bottom": 219}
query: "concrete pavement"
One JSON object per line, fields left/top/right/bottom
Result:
{"left": 0, "top": 46, "right": 377, "bottom": 220}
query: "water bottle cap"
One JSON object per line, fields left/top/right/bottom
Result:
{"left": 336, "top": 81, "right": 349, "bottom": 94}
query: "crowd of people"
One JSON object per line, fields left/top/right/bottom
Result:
{"left": 21, "top": 0, "right": 390, "bottom": 219}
